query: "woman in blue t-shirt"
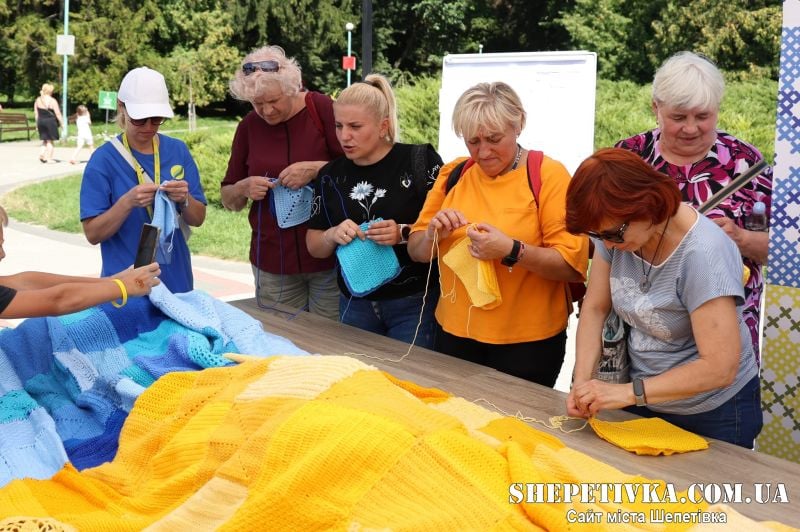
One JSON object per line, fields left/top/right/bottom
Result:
{"left": 564, "top": 148, "right": 761, "bottom": 449}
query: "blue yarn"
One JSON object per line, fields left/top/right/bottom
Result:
{"left": 336, "top": 218, "right": 401, "bottom": 297}
{"left": 0, "top": 285, "right": 309, "bottom": 488}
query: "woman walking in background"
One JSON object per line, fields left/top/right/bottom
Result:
{"left": 34, "top": 83, "right": 63, "bottom": 163}
{"left": 70, "top": 104, "right": 94, "bottom": 164}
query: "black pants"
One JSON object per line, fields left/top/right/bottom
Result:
{"left": 434, "top": 324, "right": 567, "bottom": 388}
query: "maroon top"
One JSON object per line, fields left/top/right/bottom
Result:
{"left": 222, "top": 91, "right": 343, "bottom": 274}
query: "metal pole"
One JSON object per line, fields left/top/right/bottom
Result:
{"left": 61, "top": 0, "right": 69, "bottom": 140}
{"left": 346, "top": 23, "right": 353, "bottom": 87}
{"left": 362, "top": 0, "right": 372, "bottom": 77}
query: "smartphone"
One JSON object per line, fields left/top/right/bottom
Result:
{"left": 134, "top": 223, "right": 160, "bottom": 268}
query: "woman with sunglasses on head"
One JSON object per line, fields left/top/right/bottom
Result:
{"left": 565, "top": 148, "right": 761, "bottom": 449}
{"left": 221, "top": 45, "right": 343, "bottom": 320}
{"left": 80, "top": 67, "right": 207, "bottom": 293}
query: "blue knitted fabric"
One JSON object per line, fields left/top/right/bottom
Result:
{"left": 271, "top": 184, "right": 314, "bottom": 228}
{"left": 336, "top": 219, "right": 401, "bottom": 296}
{"left": 0, "top": 285, "right": 308, "bottom": 487}
{"left": 151, "top": 189, "right": 178, "bottom": 264}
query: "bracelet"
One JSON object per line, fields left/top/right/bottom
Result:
{"left": 111, "top": 279, "right": 128, "bottom": 308}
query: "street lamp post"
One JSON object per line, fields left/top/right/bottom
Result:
{"left": 345, "top": 22, "right": 355, "bottom": 87}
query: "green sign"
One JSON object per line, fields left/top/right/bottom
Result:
{"left": 98, "top": 90, "right": 117, "bottom": 111}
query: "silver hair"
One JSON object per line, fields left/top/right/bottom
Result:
{"left": 652, "top": 51, "right": 725, "bottom": 111}
{"left": 229, "top": 45, "right": 303, "bottom": 102}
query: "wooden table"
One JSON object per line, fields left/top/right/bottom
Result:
{"left": 232, "top": 298, "right": 800, "bottom": 525}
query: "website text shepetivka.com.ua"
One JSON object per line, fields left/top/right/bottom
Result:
{"left": 508, "top": 482, "right": 790, "bottom": 525}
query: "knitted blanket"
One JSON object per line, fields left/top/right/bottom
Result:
{"left": 0, "top": 355, "right": 792, "bottom": 531}
{"left": 0, "top": 285, "right": 306, "bottom": 488}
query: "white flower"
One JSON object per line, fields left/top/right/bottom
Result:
{"left": 374, "top": 188, "right": 386, "bottom": 198}
{"left": 349, "top": 181, "right": 374, "bottom": 201}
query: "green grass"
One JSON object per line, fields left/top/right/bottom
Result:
{"left": 2, "top": 174, "right": 251, "bottom": 261}
{"left": 1, "top": 77, "right": 779, "bottom": 261}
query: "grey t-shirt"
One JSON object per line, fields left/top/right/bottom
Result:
{"left": 595, "top": 212, "right": 757, "bottom": 414}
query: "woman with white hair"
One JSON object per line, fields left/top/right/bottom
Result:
{"left": 221, "top": 45, "right": 342, "bottom": 320}
{"left": 616, "top": 51, "right": 773, "bottom": 362}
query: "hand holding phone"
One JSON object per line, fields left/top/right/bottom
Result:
{"left": 134, "top": 223, "right": 160, "bottom": 268}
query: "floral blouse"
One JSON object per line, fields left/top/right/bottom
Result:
{"left": 616, "top": 129, "right": 773, "bottom": 361}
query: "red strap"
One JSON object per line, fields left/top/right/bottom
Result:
{"left": 526, "top": 150, "right": 544, "bottom": 206}
{"left": 462, "top": 158, "right": 476, "bottom": 175}
{"left": 304, "top": 92, "right": 324, "bottom": 135}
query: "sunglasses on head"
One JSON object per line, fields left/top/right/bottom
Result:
{"left": 128, "top": 116, "right": 167, "bottom": 127}
{"left": 586, "top": 222, "right": 628, "bottom": 244}
{"left": 242, "top": 60, "right": 280, "bottom": 75}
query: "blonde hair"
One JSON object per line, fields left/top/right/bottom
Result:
{"left": 40, "top": 83, "right": 54, "bottom": 97}
{"left": 76, "top": 104, "right": 88, "bottom": 115}
{"left": 334, "top": 74, "right": 399, "bottom": 143}
{"left": 452, "top": 82, "right": 526, "bottom": 140}
{"left": 652, "top": 51, "right": 725, "bottom": 111}
{"left": 229, "top": 45, "right": 303, "bottom": 102}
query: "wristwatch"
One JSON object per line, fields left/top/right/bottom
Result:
{"left": 632, "top": 378, "right": 647, "bottom": 407}
{"left": 501, "top": 239, "right": 522, "bottom": 269}
{"left": 398, "top": 223, "right": 412, "bottom": 244}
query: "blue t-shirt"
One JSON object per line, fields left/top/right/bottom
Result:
{"left": 595, "top": 212, "right": 757, "bottom": 414}
{"left": 80, "top": 134, "right": 207, "bottom": 293}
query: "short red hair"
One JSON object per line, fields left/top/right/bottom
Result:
{"left": 566, "top": 148, "right": 681, "bottom": 235}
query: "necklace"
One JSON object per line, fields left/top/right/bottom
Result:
{"left": 510, "top": 144, "right": 522, "bottom": 171}
{"left": 638, "top": 218, "right": 670, "bottom": 293}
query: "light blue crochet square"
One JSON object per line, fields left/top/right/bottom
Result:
{"left": 336, "top": 219, "right": 401, "bottom": 297}
{"left": 271, "top": 184, "right": 314, "bottom": 228}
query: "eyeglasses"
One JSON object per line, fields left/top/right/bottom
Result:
{"left": 586, "top": 222, "right": 628, "bottom": 243}
{"left": 128, "top": 116, "right": 167, "bottom": 127}
{"left": 242, "top": 60, "right": 280, "bottom": 75}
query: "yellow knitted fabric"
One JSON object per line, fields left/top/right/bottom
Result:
{"left": 589, "top": 417, "right": 709, "bottom": 456}
{"left": 442, "top": 235, "right": 502, "bottom": 309}
{"left": 0, "top": 355, "right": 792, "bottom": 531}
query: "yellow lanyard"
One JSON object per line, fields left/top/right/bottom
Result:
{"left": 122, "top": 133, "right": 160, "bottom": 217}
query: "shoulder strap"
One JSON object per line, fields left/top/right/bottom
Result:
{"left": 411, "top": 144, "right": 430, "bottom": 198}
{"left": 304, "top": 91, "right": 324, "bottom": 135}
{"left": 526, "top": 150, "right": 544, "bottom": 206}
{"left": 305, "top": 91, "right": 336, "bottom": 157}
{"left": 109, "top": 136, "right": 155, "bottom": 184}
{"left": 445, "top": 159, "right": 475, "bottom": 193}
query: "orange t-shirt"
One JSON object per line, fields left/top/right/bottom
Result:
{"left": 411, "top": 156, "right": 589, "bottom": 344}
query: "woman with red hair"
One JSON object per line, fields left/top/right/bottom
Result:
{"left": 565, "top": 148, "right": 761, "bottom": 448}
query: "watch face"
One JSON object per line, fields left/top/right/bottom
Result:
{"left": 401, "top": 225, "right": 412, "bottom": 241}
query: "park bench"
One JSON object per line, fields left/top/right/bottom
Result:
{"left": 0, "top": 112, "right": 34, "bottom": 141}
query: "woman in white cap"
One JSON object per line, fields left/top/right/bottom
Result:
{"left": 79, "top": 67, "right": 207, "bottom": 293}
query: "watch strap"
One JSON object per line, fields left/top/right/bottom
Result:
{"left": 501, "top": 239, "right": 521, "bottom": 267}
{"left": 633, "top": 378, "right": 647, "bottom": 407}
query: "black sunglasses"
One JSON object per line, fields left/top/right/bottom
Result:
{"left": 242, "top": 60, "right": 280, "bottom": 75}
{"left": 587, "top": 222, "right": 628, "bottom": 243}
{"left": 128, "top": 116, "right": 167, "bottom": 127}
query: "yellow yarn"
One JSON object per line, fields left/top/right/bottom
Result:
{"left": 442, "top": 235, "right": 502, "bottom": 309}
{"left": 589, "top": 416, "right": 709, "bottom": 456}
{"left": 0, "top": 356, "right": 788, "bottom": 531}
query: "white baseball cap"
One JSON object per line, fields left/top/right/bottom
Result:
{"left": 118, "top": 67, "right": 174, "bottom": 119}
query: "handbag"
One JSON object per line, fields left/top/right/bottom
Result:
{"left": 595, "top": 309, "right": 630, "bottom": 383}
{"left": 271, "top": 184, "right": 314, "bottom": 229}
{"left": 336, "top": 219, "right": 401, "bottom": 297}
